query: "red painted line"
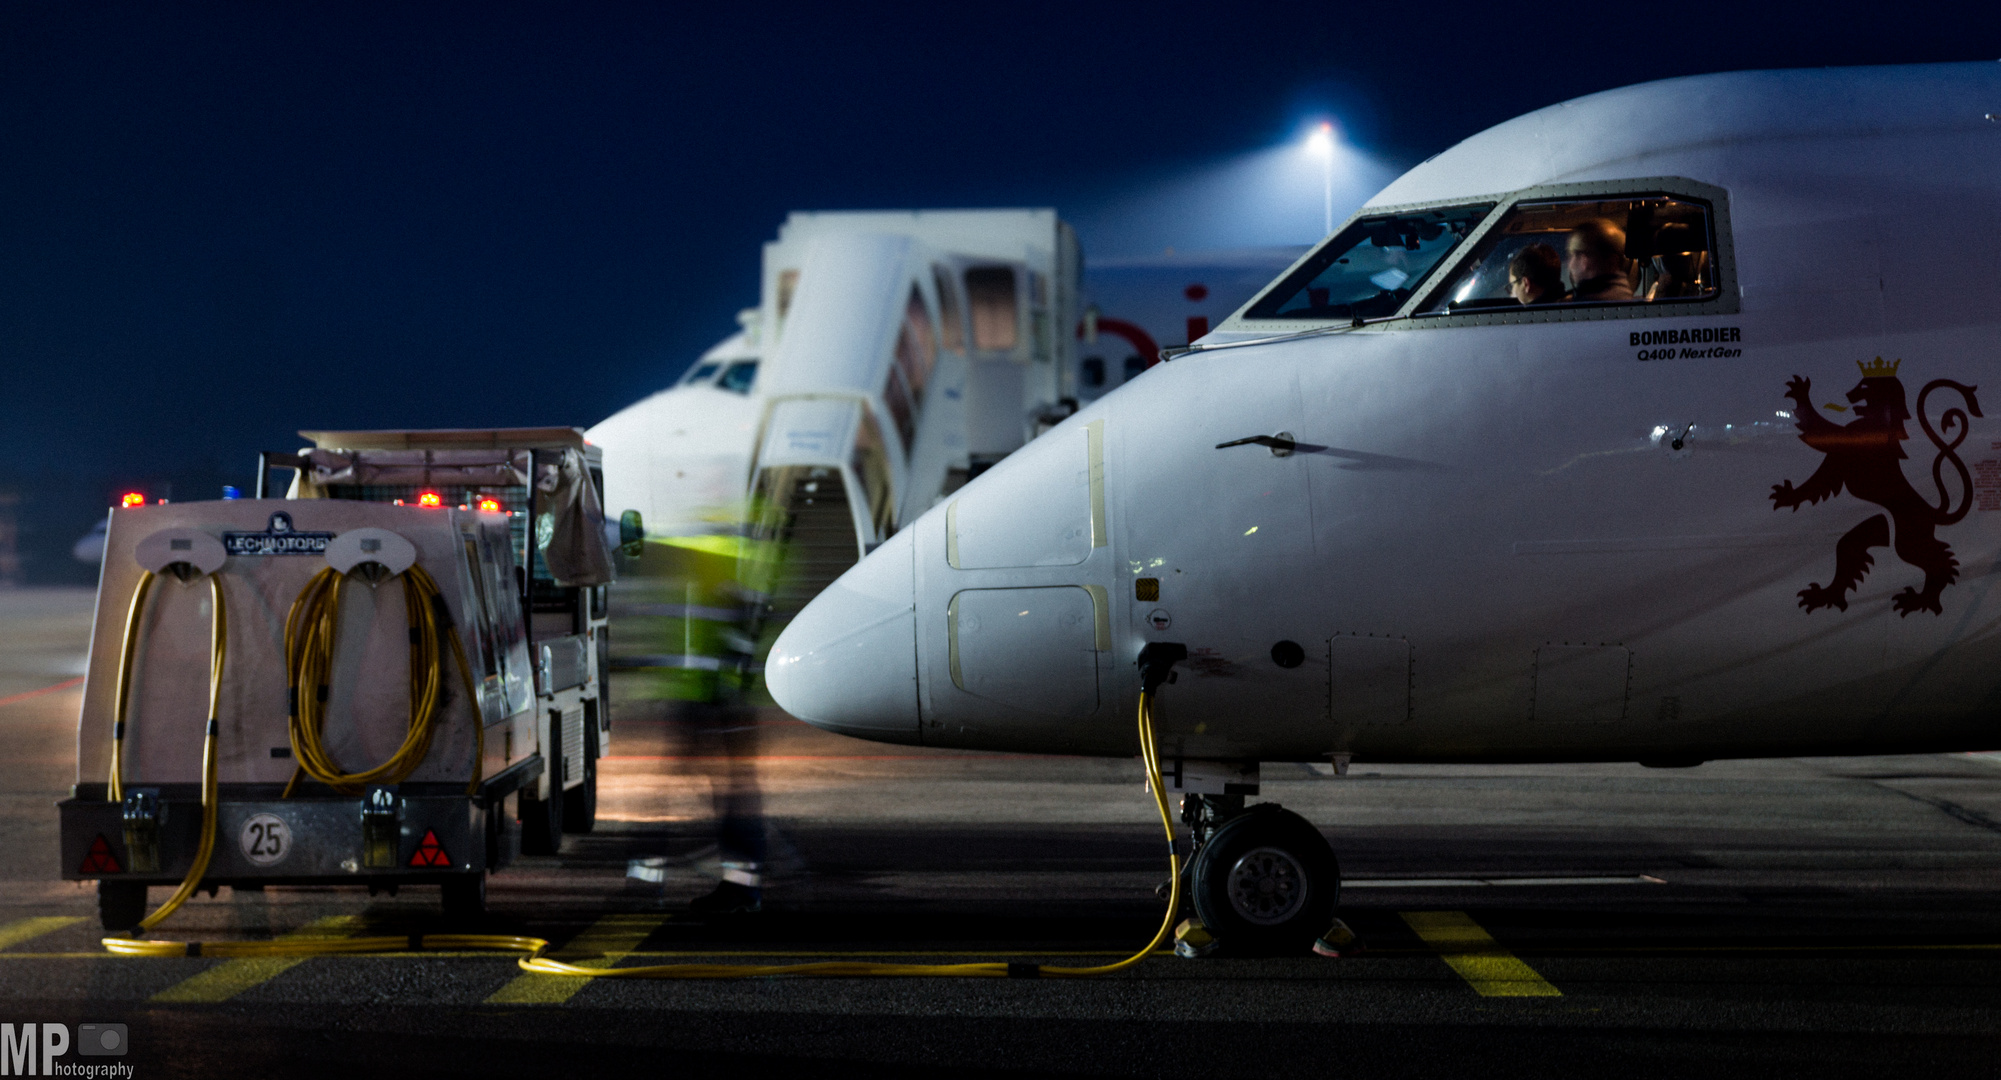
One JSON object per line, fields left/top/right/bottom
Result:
{"left": 0, "top": 676, "right": 84, "bottom": 708}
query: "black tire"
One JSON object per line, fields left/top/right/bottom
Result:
{"left": 519, "top": 712, "right": 565, "bottom": 856}
{"left": 98, "top": 880, "right": 147, "bottom": 932}
{"left": 1189, "top": 805, "right": 1339, "bottom": 956}
{"left": 441, "top": 873, "right": 486, "bottom": 921}
{"left": 561, "top": 712, "right": 598, "bottom": 835}
{"left": 519, "top": 781, "right": 563, "bottom": 856}
{"left": 483, "top": 795, "right": 511, "bottom": 871}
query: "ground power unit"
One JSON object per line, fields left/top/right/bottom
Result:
{"left": 61, "top": 428, "right": 624, "bottom": 930}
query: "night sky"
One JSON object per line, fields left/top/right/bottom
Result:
{"left": 1, "top": 1, "right": 1994, "bottom": 578}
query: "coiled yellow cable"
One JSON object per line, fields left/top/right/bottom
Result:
{"left": 282, "top": 564, "right": 482, "bottom": 797}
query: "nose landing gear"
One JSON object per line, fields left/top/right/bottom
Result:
{"left": 1181, "top": 797, "right": 1340, "bottom": 956}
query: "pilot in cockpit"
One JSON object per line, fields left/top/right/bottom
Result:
{"left": 1565, "top": 219, "right": 1635, "bottom": 302}
{"left": 1507, "top": 243, "right": 1564, "bottom": 306}
{"left": 1645, "top": 221, "right": 1707, "bottom": 299}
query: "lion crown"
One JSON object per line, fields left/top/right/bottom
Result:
{"left": 1858, "top": 356, "right": 1902, "bottom": 378}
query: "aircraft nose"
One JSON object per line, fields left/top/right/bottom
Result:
{"left": 766, "top": 525, "right": 919, "bottom": 743}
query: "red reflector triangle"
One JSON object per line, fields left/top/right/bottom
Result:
{"left": 408, "top": 829, "right": 451, "bottom": 868}
{"left": 79, "top": 835, "right": 121, "bottom": 875}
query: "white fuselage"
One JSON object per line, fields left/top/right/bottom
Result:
{"left": 769, "top": 62, "right": 2001, "bottom": 764}
{"left": 592, "top": 210, "right": 1081, "bottom": 559}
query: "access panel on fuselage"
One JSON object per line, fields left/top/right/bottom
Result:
{"left": 1109, "top": 355, "right": 1325, "bottom": 761}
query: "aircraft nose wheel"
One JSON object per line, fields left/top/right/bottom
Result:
{"left": 1190, "top": 805, "right": 1338, "bottom": 955}
{"left": 1227, "top": 847, "right": 1309, "bottom": 925}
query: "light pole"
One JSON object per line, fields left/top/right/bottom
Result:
{"left": 1305, "top": 121, "right": 1334, "bottom": 236}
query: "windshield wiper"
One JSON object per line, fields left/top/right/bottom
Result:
{"left": 1159, "top": 312, "right": 1402, "bottom": 363}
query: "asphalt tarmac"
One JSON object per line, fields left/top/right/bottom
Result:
{"left": 3, "top": 586, "right": 2000, "bottom": 1077}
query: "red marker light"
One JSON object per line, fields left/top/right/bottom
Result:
{"left": 417, "top": 491, "right": 442, "bottom": 508}
{"left": 408, "top": 829, "right": 452, "bottom": 867}
{"left": 476, "top": 497, "right": 502, "bottom": 513}
{"left": 120, "top": 493, "right": 145, "bottom": 509}
{"left": 78, "top": 835, "right": 121, "bottom": 875}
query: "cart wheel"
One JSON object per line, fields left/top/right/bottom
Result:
{"left": 441, "top": 874, "right": 486, "bottom": 921}
{"left": 519, "top": 712, "right": 565, "bottom": 856}
{"left": 519, "top": 782, "right": 563, "bottom": 856}
{"left": 1188, "top": 804, "right": 1339, "bottom": 956}
{"left": 561, "top": 719, "right": 598, "bottom": 835}
{"left": 484, "top": 794, "right": 510, "bottom": 870}
{"left": 98, "top": 881, "right": 147, "bottom": 932}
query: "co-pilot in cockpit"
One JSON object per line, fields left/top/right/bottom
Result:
{"left": 1507, "top": 243, "right": 1563, "bottom": 306}
{"left": 1239, "top": 192, "right": 1719, "bottom": 323}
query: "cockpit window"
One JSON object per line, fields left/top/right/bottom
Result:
{"left": 1420, "top": 194, "right": 1718, "bottom": 314}
{"left": 684, "top": 362, "right": 721, "bottom": 385}
{"left": 717, "top": 360, "right": 758, "bottom": 394}
{"left": 1243, "top": 204, "right": 1494, "bottom": 320}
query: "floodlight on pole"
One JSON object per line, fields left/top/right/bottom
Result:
{"left": 1304, "top": 121, "right": 1335, "bottom": 235}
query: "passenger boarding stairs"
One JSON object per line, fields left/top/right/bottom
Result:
{"left": 760, "top": 468, "right": 863, "bottom": 631}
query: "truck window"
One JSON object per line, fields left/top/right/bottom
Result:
{"left": 1421, "top": 194, "right": 1719, "bottom": 314}
{"left": 1244, "top": 204, "right": 1494, "bottom": 320}
{"left": 475, "top": 522, "right": 534, "bottom": 717}
{"left": 965, "top": 266, "right": 1018, "bottom": 351}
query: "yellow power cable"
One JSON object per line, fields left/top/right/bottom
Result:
{"left": 106, "top": 569, "right": 157, "bottom": 804}
{"left": 106, "top": 572, "right": 227, "bottom": 933}
{"left": 107, "top": 670, "right": 1184, "bottom": 979}
{"left": 510, "top": 689, "right": 1180, "bottom": 980}
{"left": 282, "top": 564, "right": 482, "bottom": 797}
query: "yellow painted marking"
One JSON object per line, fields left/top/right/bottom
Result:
{"left": 0, "top": 917, "right": 84, "bottom": 951}
{"left": 1401, "top": 910, "right": 1562, "bottom": 997}
{"left": 485, "top": 914, "right": 664, "bottom": 1004}
{"left": 946, "top": 593, "right": 963, "bottom": 689}
{"left": 1083, "top": 584, "right": 1111, "bottom": 650}
{"left": 10, "top": 939, "right": 2001, "bottom": 964}
{"left": 13, "top": 939, "right": 2001, "bottom": 963}
{"left": 150, "top": 915, "right": 362, "bottom": 1003}
{"left": 1087, "top": 420, "right": 1107, "bottom": 547}
{"left": 945, "top": 500, "right": 961, "bottom": 569}
{"left": 0, "top": 946, "right": 1177, "bottom": 960}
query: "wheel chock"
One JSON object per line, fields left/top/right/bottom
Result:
{"left": 1173, "top": 918, "right": 1219, "bottom": 959}
{"left": 1312, "top": 918, "right": 1363, "bottom": 958}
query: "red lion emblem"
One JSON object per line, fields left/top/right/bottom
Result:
{"left": 1772, "top": 359, "right": 1982, "bottom": 616}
